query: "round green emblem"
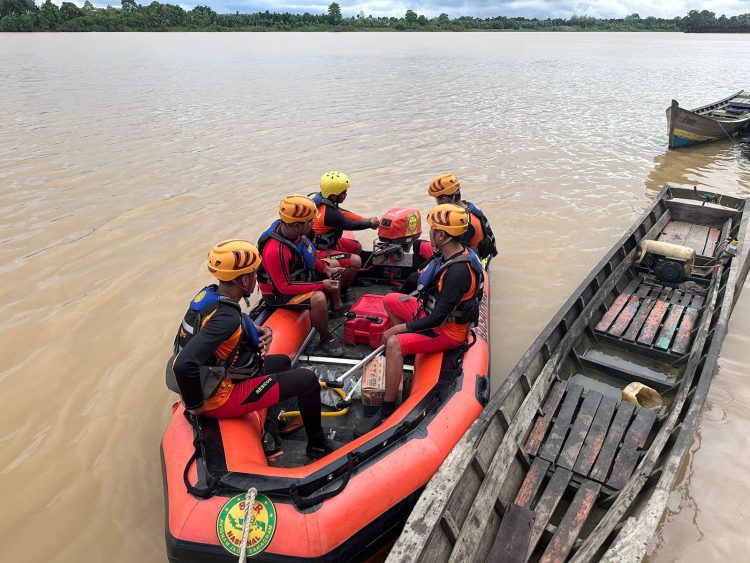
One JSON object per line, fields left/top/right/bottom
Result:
{"left": 216, "top": 493, "right": 277, "bottom": 557}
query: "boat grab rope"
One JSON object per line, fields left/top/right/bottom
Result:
{"left": 238, "top": 487, "right": 257, "bottom": 563}
{"left": 717, "top": 119, "right": 738, "bottom": 144}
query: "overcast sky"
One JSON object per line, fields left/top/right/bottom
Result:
{"left": 169, "top": 0, "right": 750, "bottom": 19}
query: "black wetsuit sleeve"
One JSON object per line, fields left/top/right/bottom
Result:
{"left": 325, "top": 206, "right": 372, "bottom": 231}
{"left": 173, "top": 305, "right": 241, "bottom": 410}
{"left": 406, "top": 265, "right": 472, "bottom": 332}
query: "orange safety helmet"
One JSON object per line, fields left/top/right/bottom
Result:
{"left": 207, "top": 239, "right": 261, "bottom": 281}
{"left": 426, "top": 203, "right": 469, "bottom": 237}
{"left": 427, "top": 173, "right": 461, "bottom": 198}
{"left": 279, "top": 194, "right": 318, "bottom": 224}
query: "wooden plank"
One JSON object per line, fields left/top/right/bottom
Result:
{"left": 539, "top": 385, "right": 584, "bottom": 464}
{"left": 669, "top": 290, "right": 683, "bottom": 305}
{"left": 487, "top": 504, "right": 535, "bottom": 563}
{"left": 526, "top": 469, "right": 572, "bottom": 558}
{"left": 539, "top": 481, "right": 602, "bottom": 563}
{"left": 634, "top": 283, "right": 652, "bottom": 298}
{"left": 595, "top": 294, "right": 629, "bottom": 333}
{"left": 622, "top": 296, "right": 656, "bottom": 342}
{"left": 589, "top": 401, "right": 635, "bottom": 483}
{"left": 514, "top": 457, "right": 550, "bottom": 509}
{"left": 658, "top": 221, "right": 691, "bottom": 244}
{"left": 607, "top": 295, "right": 640, "bottom": 337}
{"left": 557, "top": 392, "right": 603, "bottom": 471}
{"left": 683, "top": 224, "right": 711, "bottom": 255}
{"left": 594, "top": 294, "right": 629, "bottom": 332}
{"left": 679, "top": 292, "right": 693, "bottom": 306}
{"left": 573, "top": 395, "right": 618, "bottom": 477}
{"left": 672, "top": 307, "right": 699, "bottom": 354}
{"left": 703, "top": 227, "right": 721, "bottom": 256}
{"left": 637, "top": 300, "right": 669, "bottom": 345}
{"left": 690, "top": 294, "right": 705, "bottom": 309}
{"left": 524, "top": 381, "right": 568, "bottom": 456}
{"left": 606, "top": 408, "right": 657, "bottom": 490}
{"left": 655, "top": 305, "right": 685, "bottom": 350}
{"left": 581, "top": 349, "right": 672, "bottom": 389}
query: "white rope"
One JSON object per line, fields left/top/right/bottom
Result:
{"left": 237, "top": 487, "right": 258, "bottom": 563}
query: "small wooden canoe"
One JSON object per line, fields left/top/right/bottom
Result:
{"left": 389, "top": 186, "right": 749, "bottom": 563}
{"left": 667, "top": 90, "right": 750, "bottom": 148}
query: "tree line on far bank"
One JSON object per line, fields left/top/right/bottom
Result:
{"left": 0, "top": 1, "right": 748, "bottom": 33}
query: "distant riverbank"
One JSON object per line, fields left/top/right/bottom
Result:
{"left": 1, "top": 2, "right": 748, "bottom": 33}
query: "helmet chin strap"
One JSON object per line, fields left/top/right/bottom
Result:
{"left": 231, "top": 278, "right": 254, "bottom": 306}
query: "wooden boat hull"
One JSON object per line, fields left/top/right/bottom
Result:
{"left": 390, "top": 187, "right": 749, "bottom": 562}
{"left": 667, "top": 91, "right": 750, "bottom": 148}
{"left": 162, "top": 271, "right": 490, "bottom": 561}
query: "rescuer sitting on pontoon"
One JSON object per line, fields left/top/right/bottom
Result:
{"left": 415, "top": 173, "right": 498, "bottom": 264}
{"left": 354, "top": 204, "right": 484, "bottom": 436}
{"left": 258, "top": 195, "right": 347, "bottom": 357}
{"left": 169, "top": 239, "right": 335, "bottom": 459}
{"left": 310, "top": 171, "right": 380, "bottom": 288}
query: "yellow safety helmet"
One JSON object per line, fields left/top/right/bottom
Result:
{"left": 207, "top": 239, "right": 261, "bottom": 281}
{"left": 428, "top": 173, "right": 461, "bottom": 198}
{"left": 426, "top": 203, "right": 469, "bottom": 237}
{"left": 279, "top": 194, "right": 318, "bottom": 224}
{"left": 320, "top": 171, "right": 351, "bottom": 198}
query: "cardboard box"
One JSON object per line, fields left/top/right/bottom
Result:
{"left": 361, "top": 355, "right": 386, "bottom": 407}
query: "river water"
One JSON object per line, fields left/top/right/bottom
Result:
{"left": 1, "top": 32, "right": 749, "bottom": 562}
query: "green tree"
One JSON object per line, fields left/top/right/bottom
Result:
{"left": 60, "top": 1, "right": 83, "bottom": 20}
{"left": 39, "top": 0, "right": 60, "bottom": 29}
{"left": 405, "top": 9, "right": 417, "bottom": 24}
{"left": 327, "top": 2, "right": 341, "bottom": 25}
{"left": 121, "top": 0, "right": 137, "bottom": 13}
{"left": 0, "top": 0, "right": 36, "bottom": 18}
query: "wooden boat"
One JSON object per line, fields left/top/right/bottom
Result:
{"left": 162, "top": 211, "right": 491, "bottom": 562}
{"left": 667, "top": 90, "right": 750, "bottom": 148}
{"left": 389, "top": 187, "right": 749, "bottom": 563}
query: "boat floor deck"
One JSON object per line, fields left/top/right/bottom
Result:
{"left": 490, "top": 380, "right": 657, "bottom": 562}
{"left": 268, "top": 281, "right": 404, "bottom": 468}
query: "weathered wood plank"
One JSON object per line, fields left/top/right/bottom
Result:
{"left": 658, "top": 221, "right": 691, "bottom": 244}
{"left": 679, "top": 292, "right": 693, "bottom": 307}
{"left": 594, "top": 294, "right": 629, "bottom": 332}
{"left": 637, "top": 300, "right": 669, "bottom": 345}
{"left": 539, "top": 481, "right": 602, "bottom": 563}
{"left": 690, "top": 294, "right": 706, "bottom": 309}
{"left": 655, "top": 305, "right": 685, "bottom": 350}
{"left": 634, "top": 283, "right": 652, "bottom": 298}
{"left": 540, "top": 385, "right": 584, "bottom": 464}
{"left": 524, "top": 381, "right": 568, "bottom": 456}
{"left": 557, "top": 392, "right": 603, "bottom": 471}
{"left": 622, "top": 296, "right": 656, "bottom": 342}
{"left": 487, "top": 504, "right": 535, "bottom": 563}
{"left": 589, "top": 401, "right": 635, "bottom": 483}
{"left": 703, "top": 227, "right": 721, "bottom": 256}
{"left": 606, "top": 409, "right": 657, "bottom": 490}
{"left": 573, "top": 395, "right": 618, "bottom": 477}
{"left": 514, "top": 457, "right": 550, "bottom": 509}
{"left": 527, "top": 469, "right": 573, "bottom": 558}
{"left": 684, "top": 224, "right": 711, "bottom": 255}
{"left": 672, "top": 307, "right": 699, "bottom": 354}
{"left": 607, "top": 295, "right": 640, "bottom": 337}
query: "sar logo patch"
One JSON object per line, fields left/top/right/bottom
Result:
{"left": 407, "top": 213, "right": 418, "bottom": 235}
{"left": 217, "top": 493, "right": 276, "bottom": 557}
{"left": 193, "top": 290, "right": 206, "bottom": 303}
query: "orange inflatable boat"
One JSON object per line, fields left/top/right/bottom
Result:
{"left": 162, "top": 210, "right": 491, "bottom": 561}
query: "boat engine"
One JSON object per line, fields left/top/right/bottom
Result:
{"left": 373, "top": 208, "right": 422, "bottom": 267}
{"left": 636, "top": 240, "right": 695, "bottom": 284}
